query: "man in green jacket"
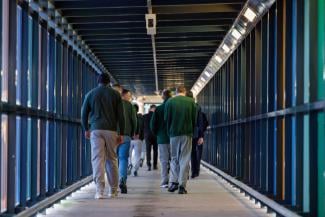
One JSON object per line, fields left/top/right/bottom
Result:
{"left": 164, "top": 86, "right": 197, "bottom": 194}
{"left": 150, "top": 89, "right": 172, "bottom": 188}
{"left": 118, "top": 89, "right": 137, "bottom": 194}
{"left": 81, "top": 73, "right": 125, "bottom": 199}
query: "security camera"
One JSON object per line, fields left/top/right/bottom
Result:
{"left": 145, "top": 14, "right": 156, "bottom": 35}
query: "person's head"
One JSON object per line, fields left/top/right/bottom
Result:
{"left": 186, "top": 90, "right": 194, "bottom": 99}
{"left": 162, "top": 89, "right": 172, "bottom": 101}
{"left": 176, "top": 86, "right": 186, "bottom": 96}
{"left": 112, "top": 84, "right": 122, "bottom": 94}
{"left": 122, "top": 89, "right": 132, "bottom": 101}
{"left": 133, "top": 104, "right": 139, "bottom": 113}
{"left": 149, "top": 104, "right": 156, "bottom": 112}
{"left": 97, "top": 73, "right": 110, "bottom": 86}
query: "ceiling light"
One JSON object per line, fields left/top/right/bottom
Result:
{"left": 200, "top": 77, "right": 206, "bottom": 82}
{"left": 214, "top": 55, "right": 222, "bottom": 63}
{"left": 197, "top": 82, "right": 203, "bottom": 87}
{"left": 244, "top": 7, "right": 256, "bottom": 22}
{"left": 231, "top": 28, "right": 241, "bottom": 40}
{"left": 222, "top": 44, "right": 230, "bottom": 53}
{"left": 204, "top": 71, "right": 211, "bottom": 77}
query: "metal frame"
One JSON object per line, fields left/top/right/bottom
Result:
{"left": 0, "top": 1, "right": 97, "bottom": 215}
{"left": 197, "top": 1, "right": 325, "bottom": 216}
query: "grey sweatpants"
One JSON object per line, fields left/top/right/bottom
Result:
{"left": 90, "top": 130, "right": 119, "bottom": 194}
{"left": 130, "top": 139, "right": 143, "bottom": 172}
{"left": 169, "top": 136, "right": 192, "bottom": 187}
{"left": 158, "top": 143, "right": 170, "bottom": 185}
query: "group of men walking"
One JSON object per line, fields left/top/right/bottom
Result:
{"left": 81, "top": 73, "right": 208, "bottom": 199}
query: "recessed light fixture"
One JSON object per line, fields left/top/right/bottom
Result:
{"left": 214, "top": 55, "right": 223, "bottom": 63}
{"left": 222, "top": 44, "right": 230, "bottom": 53}
{"left": 231, "top": 28, "right": 241, "bottom": 40}
{"left": 200, "top": 77, "right": 206, "bottom": 82}
{"left": 244, "top": 7, "right": 256, "bottom": 22}
{"left": 204, "top": 71, "right": 211, "bottom": 77}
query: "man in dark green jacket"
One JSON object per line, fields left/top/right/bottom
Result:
{"left": 150, "top": 89, "right": 172, "bottom": 188}
{"left": 164, "top": 86, "right": 197, "bottom": 194}
{"left": 118, "top": 89, "right": 137, "bottom": 194}
{"left": 81, "top": 73, "right": 125, "bottom": 199}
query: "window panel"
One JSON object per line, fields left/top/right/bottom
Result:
{"left": 1, "top": 115, "right": 8, "bottom": 213}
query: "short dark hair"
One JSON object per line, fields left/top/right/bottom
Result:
{"left": 186, "top": 90, "right": 194, "bottom": 98}
{"left": 97, "top": 73, "right": 110, "bottom": 84}
{"left": 162, "top": 89, "right": 172, "bottom": 100}
{"left": 122, "top": 89, "right": 130, "bottom": 96}
{"left": 133, "top": 104, "right": 139, "bottom": 112}
{"left": 176, "top": 86, "right": 186, "bottom": 94}
{"left": 150, "top": 104, "right": 156, "bottom": 109}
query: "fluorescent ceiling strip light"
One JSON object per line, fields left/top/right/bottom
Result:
{"left": 222, "top": 44, "right": 230, "bottom": 53}
{"left": 231, "top": 28, "right": 242, "bottom": 40}
{"left": 204, "top": 71, "right": 211, "bottom": 77}
{"left": 214, "top": 55, "right": 223, "bottom": 63}
{"left": 200, "top": 77, "right": 206, "bottom": 82}
{"left": 191, "top": 0, "right": 276, "bottom": 96}
{"left": 244, "top": 7, "right": 256, "bottom": 22}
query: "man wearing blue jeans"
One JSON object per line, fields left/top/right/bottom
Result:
{"left": 118, "top": 89, "right": 137, "bottom": 193}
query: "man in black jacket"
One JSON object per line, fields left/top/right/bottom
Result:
{"left": 143, "top": 105, "right": 157, "bottom": 171}
{"left": 186, "top": 91, "right": 209, "bottom": 178}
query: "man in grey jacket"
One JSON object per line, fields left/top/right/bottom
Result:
{"left": 81, "top": 73, "right": 125, "bottom": 199}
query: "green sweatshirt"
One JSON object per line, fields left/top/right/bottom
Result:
{"left": 122, "top": 100, "right": 137, "bottom": 137}
{"left": 164, "top": 95, "right": 197, "bottom": 137}
{"left": 81, "top": 85, "right": 125, "bottom": 134}
{"left": 150, "top": 101, "right": 169, "bottom": 144}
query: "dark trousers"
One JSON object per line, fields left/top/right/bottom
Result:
{"left": 191, "top": 139, "right": 204, "bottom": 176}
{"left": 196, "top": 144, "right": 203, "bottom": 175}
{"left": 146, "top": 138, "right": 158, "bottom": 168}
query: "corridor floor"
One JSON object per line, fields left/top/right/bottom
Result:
{"left": 40, "top": 165, "right": 270, "bottom": 217}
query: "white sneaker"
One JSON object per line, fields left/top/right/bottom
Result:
{"left": 95, "top": 192, "right": 104, "bottom": 199}
{"left": 160, "top": 183, "right": 169, "bottom": 188}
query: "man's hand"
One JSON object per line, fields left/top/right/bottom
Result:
{"left": 117, "top": 135, "right": 124, "bottom": 145}
{"left": 85, "top": 131, "right": 91, "bottom": 140}
{"left": 197, "top": 137, "right": 204, "bottom": 145}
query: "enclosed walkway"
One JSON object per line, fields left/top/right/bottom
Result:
{"left": 38, "top": 165, "right": 269, "bottom": 217}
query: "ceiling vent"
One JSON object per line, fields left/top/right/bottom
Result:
{"left": 145, "top": 14, "right": 156, "bottom": 35}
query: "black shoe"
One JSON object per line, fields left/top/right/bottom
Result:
{"left": 168, "top": 183, "right": 179, "bottom": 192}
{"left": 133, "top": 170, "right": 138, "bottom": 177}
{"left": 178, "top": 186, "right": 187, "bottom": 194}
{"left": 147, "top": 166, "right": 151, "bottom": 171}
{"left": 191, "top": 173, "right": 198, "bottom": 179}
{"left": 119, "top": 179, "right": 127, "bottom": 194}
{"left": 139, "top": 159, "right": 143, "bottom": 167}
{"left": 153, "top": 165, "right": 158, "bottom": 170}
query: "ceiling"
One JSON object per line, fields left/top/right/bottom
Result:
{"left": 52, "top": 0, "right": 245, "bottom": 95}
